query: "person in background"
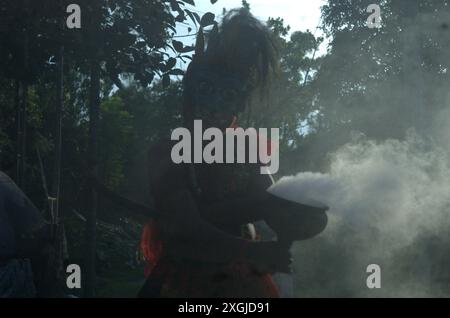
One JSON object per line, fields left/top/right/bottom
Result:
{"left": 0, "top": 171, "right": 54, "bottom": 297}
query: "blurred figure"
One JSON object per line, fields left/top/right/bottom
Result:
{"left": 0, "top": 171, "right": 53, "bottom": 297}
{"left": 138, "top": 9, "right": 327, "bottom": 298}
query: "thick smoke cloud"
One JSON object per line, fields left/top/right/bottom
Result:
{"left": 261, "top": 2, "right": 450, "bottom": 298}
{"left": 269, "top": 118, "right": 450, "bottom": 296}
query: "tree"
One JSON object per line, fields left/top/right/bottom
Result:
{"left": 248, "top": 17, "right": 323, "bottom": 174}
{"left": 317, "top": 0, "right": 450, "bottom": 141}
{"left": 0, "top": 0, "right": 214, "bottom": 297}
{"left": 61, "top": 0, "right": 210, "bottom": 297}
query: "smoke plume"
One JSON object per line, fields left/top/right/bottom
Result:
{"left": 269, "top": 118, "right": 450, "bottom": 297}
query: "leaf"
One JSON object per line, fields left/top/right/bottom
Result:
{"left": 162, "top": 74, "right": 171, "bottom": 88}
{"left": 161, "top": 57, "right": 177, "bottom": 72}
{"left": 169, "top": 0, "right": 181, "bottom": 12}
{"left": 175, "top": 12, "right": 185, "bottom": 22}
{"left": 210, "top": 0, "right": 218, "bottom": 3}
{"left": 169, "top": 69, "right": 185, "bottom": 76}
{"left": 171, "top": 40, "right": 194, "bottom": 53}
{"left": 172, "top": 40, "right": 184, "bottom": 52}
{"left": 183, "top": 0, "right": 195, "bottom": 5}
{"left": 200, "top": 12, "right": 216, "bottom": 27}
{"left": 180, "top": 45, "right": 195, "bottom": 53}
{"left": 146, "top": 72, "right": 155, "bottom": 84}
{"left": 166, "top": 23, "right": 177, "bottom": 33}
{"left": 181, "top": 55, "right": 193, "bottom": 61}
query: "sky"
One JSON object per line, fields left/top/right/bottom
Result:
{"left": 174, "top": 0, "right": 327, "bottom": 69}
{"left": 182, "top": 0, "right": 326, "bottom": 36}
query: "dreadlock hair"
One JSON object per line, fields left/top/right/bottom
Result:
{"left": 183, "top": 8, "right": 279, "bottom": 125}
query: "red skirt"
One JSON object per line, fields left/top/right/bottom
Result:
{"left": 140, "top": 221, "right": 279, "bottom": 298}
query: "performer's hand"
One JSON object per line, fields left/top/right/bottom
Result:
{"left": 245, "top": 241, "right": 293, "bottom": 274}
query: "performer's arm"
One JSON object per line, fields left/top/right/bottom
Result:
{"left": 158, "top": 188, "right": 290, "bottom": 273}
{"left": 200, "top": 191, "right": 328, "bottom": 241}
{"left": 147, "top": 145, "right": 290, "bottom": 272}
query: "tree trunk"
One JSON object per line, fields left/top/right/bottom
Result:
{"left": 16, "top": 80, "right": 27, "bottom": 189}
{"left": 44, "top": 38, "right": 66, "bottom": 297}
{"left": 15, "top": 5, "right": 29, "bottom": 189}
{"left": 52, "top": 44, "right": 64, "bottom": 218}
{"left": 84, "top": 58, "right": 100, "bottom": 298}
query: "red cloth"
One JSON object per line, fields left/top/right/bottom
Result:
{"left": 140, "top": 221, "right": 163, "bottom": 277}
{"left": 140, "top": 221, "right": 280, "bottom": 298}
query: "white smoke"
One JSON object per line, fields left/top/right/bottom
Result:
{"left": 269, "top": 128, "right": 450, "bottom": 297}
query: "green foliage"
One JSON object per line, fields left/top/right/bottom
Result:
{"left": 317, "top": 0, "right": 450, "bottom": 140}
{"left": 10, "top": 0, "right": 447, "bottom": 297}
{"left": 99, "top": 96, "right": 133, "bottom": 189}
{"left": 244, "top": 16, "right": 323, "bottom": 174}
{"left": 0, "top": 0, "right": 328, "bottom": 296}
